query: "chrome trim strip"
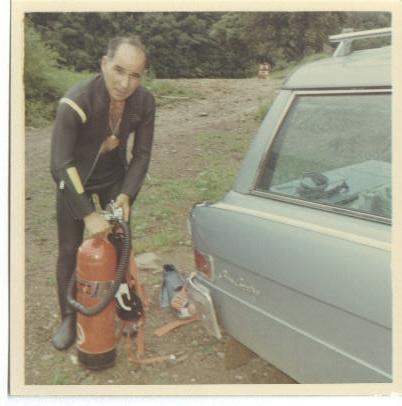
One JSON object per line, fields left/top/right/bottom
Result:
{"left": 329, "top": 27, "right": 391, "bottom": 42}
{"left": 330, "top": 28, "right": 391, "bottom": 58}
{"left": 212, "top": 202, "right": 391, "bottom": 252}
{"left": 252, "top": 92, "right": 296, "bottom": 189}
{"left": 251, "top": 189, "right": 391, "bottom": 225}
{"left": 293, "top": 89, "right": 391, "bottom": 96}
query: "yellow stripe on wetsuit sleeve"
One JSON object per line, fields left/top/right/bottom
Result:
{"left": 60, "top": 97, "right": 87, "bottom": 123}
{"left": 66, "top": 167, "right": 85, "bottom": 194}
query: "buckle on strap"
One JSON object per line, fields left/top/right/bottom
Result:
{"left": 77, "top": 277, "right": 114, "bottom": 299}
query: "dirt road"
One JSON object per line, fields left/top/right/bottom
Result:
{"left": 24, "top": 78, "right": 296, "bottom": 386}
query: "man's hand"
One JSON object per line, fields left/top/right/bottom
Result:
{"left": 115, "top": 193, "right": 130, "bottom": 222}
{"left": 84, "top": 212, "right": 111, "bottom": 237}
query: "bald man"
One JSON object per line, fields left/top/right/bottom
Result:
{"left": 50, "top": 36, "right": 155, "bottom": 350}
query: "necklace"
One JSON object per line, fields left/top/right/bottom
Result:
{"left": 109, "top": 100, "right": 125, "bottom": 136}
{"left": 100, "top": 100, "right": 125, "bottom": 154}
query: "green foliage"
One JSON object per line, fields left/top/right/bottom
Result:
{"left": 27, "top": 11, "right": 391, "bottom": 80}
{"left": 270, "top": 52, "right": 330, "bottom": 80}
{"left": 24, "top": 20, "right": 60, "bottom": 126}
{"left": 24, "top": 11, "right": 391, "bottom": 125}
{"left": 26, "top": 69, "right": 92, "bottom": 128}
{"left": 24, "top": 20, "right": 59, "bottom": 99}
{"left": 144, "top": 79, "right": 190, "bottom": 97}
{"left": 254, "top": 98, "right": 273, "bottom": 123}
{"left": 144, "top": 78, "right": 199, "bottom": 107}
{"left": 47, "top": 69, "right": 93, "bottom": 96}
{"left": 209, "top": 13, "right": 256, "bottom": 77}
{"left": 25, "top": 100, "right": 56, "bottom": 128}
{"left": 137, "top": 12, "right": 225, "bottom": 78}
{"left": 225, "top": 12, "right": 347, "bottom": 68}
{"left": 24, "top": 19, "right": 95, "bottom": 127}
{"left": 131, "top": 129, "right": 251, "bottom": 252}
{"left": 345, "top": 11, "right": 391, "bottom": 31}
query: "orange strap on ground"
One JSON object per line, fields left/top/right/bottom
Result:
{"left": 136, "top": 323, "right": 145, "bottom": 358}
{"left": 154, "top": 315, "right": 199, "bottom": 337}
{"left": 125, "top": 335, "right": 173, "bottom": 364}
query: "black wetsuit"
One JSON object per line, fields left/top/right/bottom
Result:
{"left": 50, "top": 74, "right": 155, "bottom": 319}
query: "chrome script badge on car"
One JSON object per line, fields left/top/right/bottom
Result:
{"left": 218, "top": 269, "right": 261, "bottom": 296}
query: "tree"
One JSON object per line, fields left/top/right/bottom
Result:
{"left": 24, "top": 18, "right": 61, "bottom": 125}
{"left": 24, "top": 19, "right": 58, "bottom": 97}
{"left": 236, "top": 12, "right": 346, "bottom": 67}
{"left": 26, "top": 11, "right": 391, "bottom": 78}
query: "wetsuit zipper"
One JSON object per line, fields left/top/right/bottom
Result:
{"left": 84, "top": 104, "right": 124, "bottom": 185}
{"left": 83, "top": 143, "right": 104, "bottom": 185}
{"left": 84, "top": 133, "right": 124, "bottom": 185}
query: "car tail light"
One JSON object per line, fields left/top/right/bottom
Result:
{"left": 193, "top": 248, "right": 214, "bottom": 280}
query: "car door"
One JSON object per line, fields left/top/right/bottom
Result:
{"left": 191, "top": 89, "right": 392, "bottom": 383}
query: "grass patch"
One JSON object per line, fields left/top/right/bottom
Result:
{"left": 194, "top": 131, "right": 250, "bottom": 200}
{"left": 144, "top": 78, "right": 197, "bottom": 100}
{"left": 133, "top": 229, "right": 183, "bottom": 254}
{"left": 25, "top": 99, "right": 56, "bottom": 128}
{"left": 26, "top": 68, "right": 198, "bottom": 127}
{"left": 254, "top": 97, "right": 274, "bottom": 122}
{"left": 131, "top": 130, "right": 252, "bottom": 253}
{"left": 26, "top": 68, "right": 93, "bottom": 128}
{"left": 48, "top": 68, "right": 93, "bottom": 95}
{"left": 131, "top": 176, "right": 202, "bottom": 253}
{"left": 250, "top": 52, "right": 331, "bottom": 124}
{"left": 26, "top": 51, "right": 327, "bottom": 128}
{"left": 48, "top": 68, "right": 195, "bottom": 99}
{"left": 51, "top": 369, "right": 70, "bottom": 385}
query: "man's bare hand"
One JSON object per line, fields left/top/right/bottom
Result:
{"left": 115, "top": 193, "right": 130, "bottom": 222}
{"left": 84, "top": 212, "right": 111, "bottom": 237}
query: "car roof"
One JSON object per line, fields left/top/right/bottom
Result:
{"left": 282, "top": 46, "right": 391, "bottom": 90}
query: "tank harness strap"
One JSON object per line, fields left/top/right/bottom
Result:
{"left": 117, "top": 250, "right": 173, "bottom": 364}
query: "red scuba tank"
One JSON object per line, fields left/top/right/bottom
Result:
{"left": 75, "top": 237, "right": 117, "bottom": 369}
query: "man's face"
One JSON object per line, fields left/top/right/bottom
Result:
{"left": 101, "top": 43, "right": 146, "bottom": 101}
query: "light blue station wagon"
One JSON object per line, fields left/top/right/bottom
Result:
{"left": 189, "top": 28, "right": 392, "bottom": 383}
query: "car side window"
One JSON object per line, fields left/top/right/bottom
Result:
{"left": 255, "top": 92, "right": 391, "bottom": 220}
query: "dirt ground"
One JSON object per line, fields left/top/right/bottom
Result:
{"left": 24, "top": 77, "right": 297, "bottom": 386}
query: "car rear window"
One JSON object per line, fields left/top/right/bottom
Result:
{"left": 255, "top": 91, "right": 391, "bottom": 221}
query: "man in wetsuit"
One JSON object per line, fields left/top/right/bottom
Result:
{"left": 50, "top": 36, "right": 155, "bottom": 350}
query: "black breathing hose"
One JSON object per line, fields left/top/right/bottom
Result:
{"left": 66, "top": 221, "right": 130, "bottom": 317}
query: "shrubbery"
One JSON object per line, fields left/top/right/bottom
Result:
{"left": 24, "top": 11, "right": 391, "bottom": 127}
{"left": 24, "top": 22, "right": 61, "bottom": 127}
